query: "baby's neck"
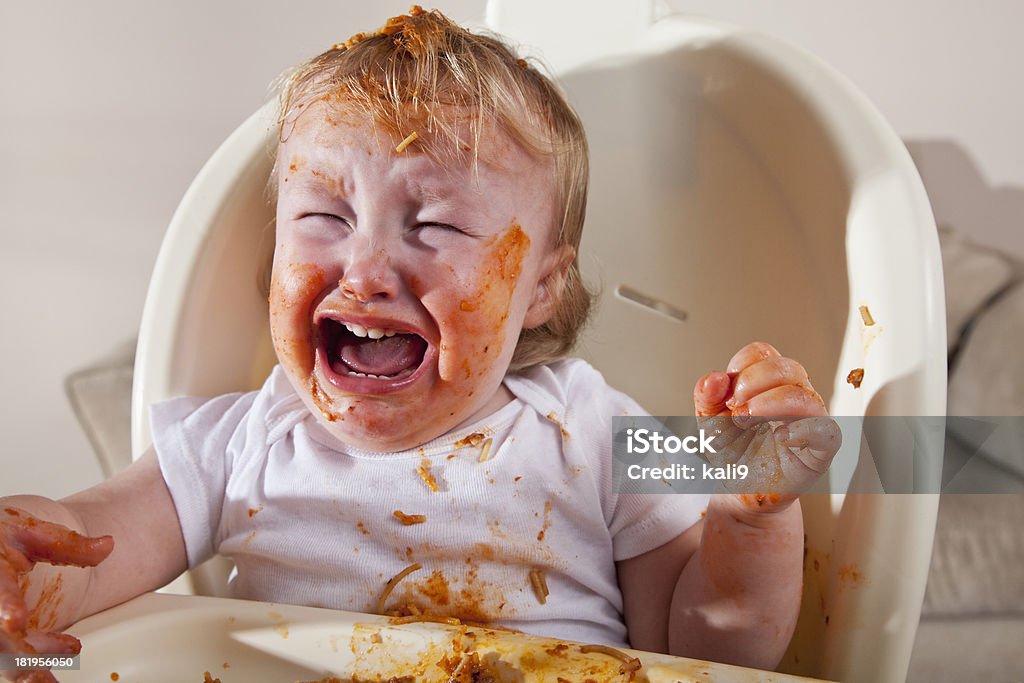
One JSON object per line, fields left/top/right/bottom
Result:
{"left": 450, "top": 383, "right": 516, "bottom": 433}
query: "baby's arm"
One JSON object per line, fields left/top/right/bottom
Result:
{"left": 619, "top": 342, "right": 840, "bottom": 669}
{"left": 1, "top": 449, "right": 186, "bottom": 673}
{"left": 619, "top": 495, "right": 804, "bottom": 669}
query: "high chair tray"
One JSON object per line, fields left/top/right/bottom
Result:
{"left": 64, "top": 593, "right": 833, "bottom": 682}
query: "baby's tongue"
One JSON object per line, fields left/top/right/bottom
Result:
{"left": 338, "top": 334, "right": 426, "bottom": 376}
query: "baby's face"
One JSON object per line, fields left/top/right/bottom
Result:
{"left": 270, "top": 102, "right": 563, "bottom": 451}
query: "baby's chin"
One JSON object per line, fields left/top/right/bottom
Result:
{"left": 318, "top": 412, "right": 453, "bottom": 453}
{"left": 286, "top": 384, "right": 471, "bottom": 452}
{"left": 277, "top": 354, "right": 513, "bottom": 452}
{"left": 304, "top": 383, "right": 515, "bottom": 453}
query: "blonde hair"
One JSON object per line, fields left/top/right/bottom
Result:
{"left": 276, "top": 7, "right": 592, "bottom": 370}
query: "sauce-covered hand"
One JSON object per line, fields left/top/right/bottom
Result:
{"left": 693, "top": 341, "right": 841, "bottom": 509}
{"left": 1, "top": 507, "right": 113, "bottom": 682}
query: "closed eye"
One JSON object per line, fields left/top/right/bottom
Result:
{"left": 414, "top": 222, "right": 468, "bottom": 235}
{"left": 299, "top": 212, "right": 353, "bottom": 227}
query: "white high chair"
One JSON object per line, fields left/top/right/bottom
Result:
{"left": 132, "top": 4, "right": 945, "bottom": 682}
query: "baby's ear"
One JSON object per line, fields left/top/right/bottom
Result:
{"left": 524, "top": 244, "right": 576, "bottom": 329}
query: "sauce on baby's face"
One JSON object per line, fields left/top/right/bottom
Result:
{"left": 270, "top": 102, "right": 558, "bottom": 451}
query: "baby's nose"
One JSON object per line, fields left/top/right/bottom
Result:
{"left": 338, "top": 247, "right": 400, "bottom": 303}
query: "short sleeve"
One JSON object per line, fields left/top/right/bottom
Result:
{"left": 608, "top": 492, "right": 709, "bottom": 561}
{"left": 151, "top": 391, "right": 257, "bottom": 568}
{"left": 554, "top": 359, "right": 710, "bottom": 561}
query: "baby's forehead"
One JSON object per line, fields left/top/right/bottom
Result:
{"left": 280, "top": 98, "right": 549, "bottom": 177}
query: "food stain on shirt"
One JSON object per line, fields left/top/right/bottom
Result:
{"left": 417, "top": 459, "right": 440, "bottom": 492}
{"left": 537, "top": 501, "right": 553, "bottom": 542}
{"left": 390, "top": 556, "right": 510, "bottom": 625}
{"left": 393, "top": 510, "right": 427, "bottom": 526}
{"left": 454, "top": 432, "right": 486, "bottom": 448}
{"left": 545, "top": 412, "right": 570, "bottom": 439}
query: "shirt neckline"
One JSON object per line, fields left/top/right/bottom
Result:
{"left": 303, "top": 393, "right": 525, "bottom": 460}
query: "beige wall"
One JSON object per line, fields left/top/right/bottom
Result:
{"left": 0, "top": 1, "right": 486, "bottom": 499}
{"left": 1, "top": 1, "right": 1020, "bottom": 499}
{"left": 666, "top": 0, "right": 1024, "bottom": 258}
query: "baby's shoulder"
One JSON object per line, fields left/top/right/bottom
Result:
{"left": 506, "top": 358, "right": 646, "bottom": 423}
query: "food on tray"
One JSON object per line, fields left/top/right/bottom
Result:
{"left": 377, "top": 563, "right": 423, "bottom": 614}
{"left": 846, "top": 368, "right": 864, "bottom": 388}
{"left": 347, "top": 620, "right": 645, "bottom": 683}
{"left": 391, "top": 614, "right": 463, "bottom": 626}
{"left": 192, "top": 610, "right": 649, "bottom": 683}
{"left": 580, "top": 644, "right": 643, "bottom": 676}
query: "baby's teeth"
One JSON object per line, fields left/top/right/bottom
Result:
{"left": 347, "top": 371, "right": 385, "bottom": 379}
{"left": 343, "top": 323, "right": 395, "bottom": 339}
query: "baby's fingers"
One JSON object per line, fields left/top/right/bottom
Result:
{"left": 7, "top": 668, "right": 59, "bottom": 683}
{"left": 15, "top": 524, "right": 112, "bottom": 570}
{"left": 24, "top": 631, "right": 80, "bottom": 656}
{"left": 732, "top": 384, "right": 826, "bottom": 423}
{"left": 693, "top": 371, "right": 730, "bottom": 417}
{"left": 725, "top": 341, "right": 781, "bottom": 375}
{"left": 0, "top": 630, "right": 70, "bottom": 683}
{"left": 0, "top": 557, "right": 28, "bottom": 634}
{"left": 776, "top": 417, "right": 843, "bottom": 474}
{"left": 726, "top": 356, "right": 812, "bottom": 410}
{"left": 0, "top": 629, "right": 56, "bottom": 683}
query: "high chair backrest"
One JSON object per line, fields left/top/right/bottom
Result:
{"left": 496, "top": 7, "right": 944, "bottom": 682}
{"left": 133, "top": 7, "right": 945, "bottom": 683}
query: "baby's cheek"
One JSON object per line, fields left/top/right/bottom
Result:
{"left": 269, "top": 261, "right": 325, "bottom": 378}
{"left": 437, "top": 224, "right": 531, "bottom": 386}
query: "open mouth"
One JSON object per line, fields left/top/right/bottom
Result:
{"left": 318, "top": 318, "right": 430, "bottom": 385}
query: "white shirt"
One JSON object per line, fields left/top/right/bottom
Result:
{"left": 153, "top": 359, "right": 707, "bottom": 646}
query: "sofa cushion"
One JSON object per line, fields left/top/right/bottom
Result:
{"left": 64, "top": 339, "right": 136, "bottom": 477}
{"left": 938, "top": 226, "right": 1014, "bottom": 354}
{"left": 922, "top": 493, "right": 1024, "bottom": 616}
{"left": 948, "top": 281, "right": 1024, "bottom": 478}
